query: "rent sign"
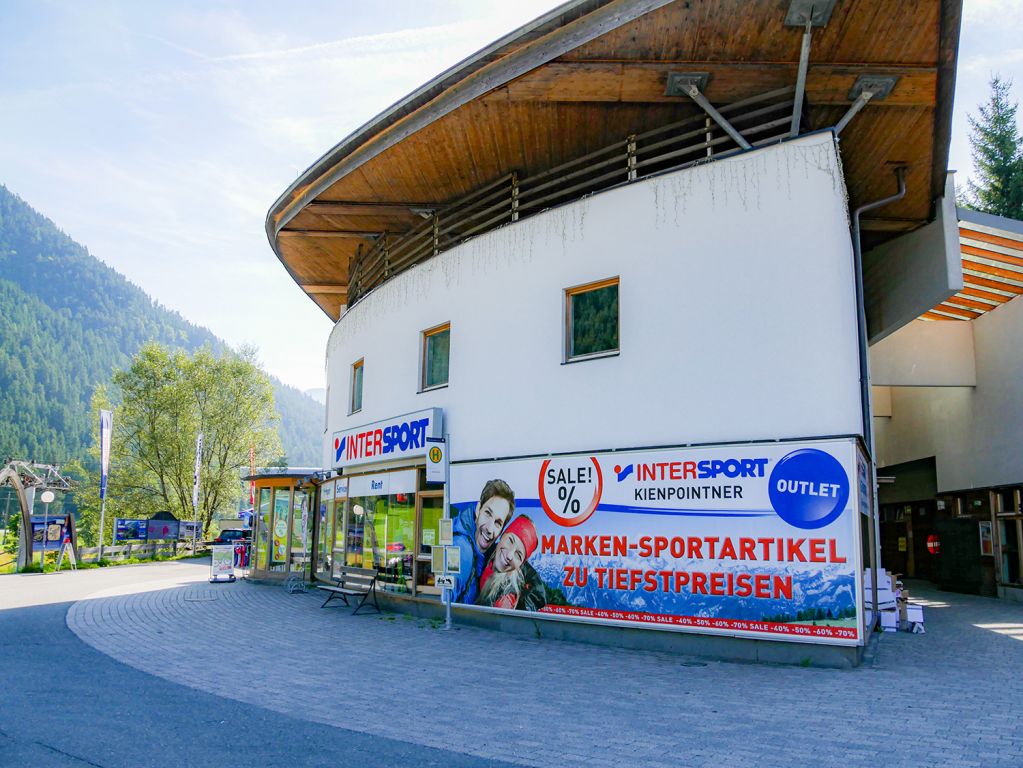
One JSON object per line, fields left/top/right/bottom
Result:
{"left": 449, "top": 438, "right": 863, "bottom": 646}
{"left": 332, "top": 409, "right": 443, "bottom": 469}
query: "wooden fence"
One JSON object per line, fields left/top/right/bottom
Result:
{"left": 78, "top": 541, "right": 200, "bottom": 563}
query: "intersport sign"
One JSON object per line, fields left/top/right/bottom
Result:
{"left": 332, "top": 408, "right": 443, "bottom": 469}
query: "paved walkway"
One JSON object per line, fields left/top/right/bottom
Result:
{"left": 57, "top": 566, "right": 1023, "bottom": 768}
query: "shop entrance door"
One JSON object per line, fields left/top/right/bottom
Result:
{"left": 415, "top": 491, "right": 444, "bottom": 596}
{"left": 270, "top": 487, "right": 291, "bottom": 573}
{"left": 287, "top": 486, "right": 311, "bottom": 575}
{"left": 255, "top": 488, "right": 272, "bottom": 572}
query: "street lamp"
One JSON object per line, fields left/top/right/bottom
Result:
{"left": 39, "top": 489, "right": 55, "bottom": 570}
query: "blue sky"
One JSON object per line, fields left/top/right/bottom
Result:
{"left": 1, "top": 0, "right": 1021, "bottom": 392}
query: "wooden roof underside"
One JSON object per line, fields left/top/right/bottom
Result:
{"left": 921, "top": 210, "right": 1023, "bottom": 322}
{"left": 267, "top": 0, "right": 962, "bottom": 321}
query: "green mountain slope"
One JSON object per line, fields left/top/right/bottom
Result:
{"left": 0, "top": 184, "right": 322, "bottom": 466}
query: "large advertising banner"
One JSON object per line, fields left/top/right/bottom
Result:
{"left": 449, "top": 439, "right": 862, "bottom": 646}
{"left": 146, "top": 519, "right": 179, "bottom": 541}
{"left": 114, "top": 518, "right": 148, "bottom": 541}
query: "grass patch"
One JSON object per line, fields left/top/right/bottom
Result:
{"left": 1, "top": 548, "right": 209, "bottom": 575}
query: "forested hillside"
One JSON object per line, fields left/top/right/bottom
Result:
{"left": 0, "top": 185, "right": 322, "bottom": 465}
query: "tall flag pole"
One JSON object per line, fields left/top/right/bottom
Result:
{"left": 192, "top": 432, "right": 203, "bottom": 551}
{"left": 249, "top": 445, "right": 256, "bottom": 508}
{"left": 98, "top": 409, "right": 113, "bottom": 558}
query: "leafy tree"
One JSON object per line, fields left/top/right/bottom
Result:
{"left": 961, "top": 75, "right": 1023, "bottom": 219}
{"left": 76, "top": 343, "right": 284, "bottom": 539}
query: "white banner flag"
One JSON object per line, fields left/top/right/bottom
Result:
{"left": 99, "top": 409, "right": 113, "bottom": 500}
{"left": 192, "top": 432, "right": 203, "bottom": 511}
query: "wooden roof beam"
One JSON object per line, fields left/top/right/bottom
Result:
{"left": 945, "top": 295, "right": 997, "bottom": 312}
{"left": 279, "top": 229, "right": 386, "bottom": 239}
{"left": 962, "top": 260, "right": 1023, "bottom": 281}
{"left": 934, "top": 303, "right": 981, "bottom": 319}
{"left": 492, "top": 63, "right": 937, "bottom": 107}
{"left": 963, "top": 273, "right": 1023, "bottom": 295}
{"left": 961, "top": 243, "right": 1023, "bottom": 268}
{"left": 960, "top": 286, "right": 1013, "bottom": 304}
{"left": 301, "top": 283, "right": 348, "bottom": 296}
{"left": 305, "top": 201, "right": 438, "bottom": 217}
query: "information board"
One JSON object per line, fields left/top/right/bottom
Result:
{"left": 31, "top": 518, "right": 66, "bottom": 550}
{"left": 210, "top": 545, "right": 236, "bottom": 582}
{"left": 115, "top": 519, "right": 148, "bottom": 541}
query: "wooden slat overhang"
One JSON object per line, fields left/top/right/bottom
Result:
{"left": 923, "top": 209, "right": 1023, "bottom": 321}
{"left": 266, "top": 0, "right": 963, "bottom": 321}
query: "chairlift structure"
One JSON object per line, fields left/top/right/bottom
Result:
{"left": 0, "top": 460, "right": 76, "bottom": 570}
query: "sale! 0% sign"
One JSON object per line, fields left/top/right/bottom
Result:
{"left": 538, "top": 456, "right": 603, "bottom": 527}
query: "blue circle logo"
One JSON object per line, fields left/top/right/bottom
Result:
{"left": 768, "top": 449, "right": 849, "bottom": 529}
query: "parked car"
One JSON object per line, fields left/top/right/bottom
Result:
{"left": 213, "top": 528, "right": 251, "bottom": 544}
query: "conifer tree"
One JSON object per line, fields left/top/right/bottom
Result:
{"left": 962, "top": 76, "right": 1023, "bottom": 219}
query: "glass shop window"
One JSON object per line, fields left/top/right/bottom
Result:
{"left": 289, "top": 489, "right": 310, "bottom": 573}
{"left": 270, "top": 488, "right": 290, "bottom": 571}
{"left": 255, "top": 488, "right": 271, "bottom": 571}
{"left": 316, "top": 482, "right": 335, "bottom": 579}
{"left": 343, "top": 471, "right": 417, "bottom": 594}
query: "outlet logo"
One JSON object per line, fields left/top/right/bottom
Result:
{"left": 768, "top": 449, "right": 849, "bottom": 530}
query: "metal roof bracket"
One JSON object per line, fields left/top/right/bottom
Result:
{"left": 835, "top": 75, "right": 900, "bottom": 135}
{"left": 665, "top": 73, "right": 752, "bottom": 151}
{"left": 790, "top": 16, "right": 814, "bottom": 136}
{"left": 786, "top": 2, "right": 838, "bottom": 136}
{"left": 784, "top": 1, "right": 837, "bottom": 27}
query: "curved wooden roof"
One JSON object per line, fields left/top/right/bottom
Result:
{"left": 267, "top": 0, "right": 962, "bottom": 321}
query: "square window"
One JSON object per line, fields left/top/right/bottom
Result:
{"left": 422, "top": 323, "right": 450, "bottom": 390}
{"left": 566, "top": 278, "right": 619, "bottom": 360}
{"left": 350, "top": 359, "right": 364, "bottom": 413}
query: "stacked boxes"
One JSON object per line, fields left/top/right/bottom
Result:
{"left": 863, "top": 569, "right": 925, "bottom": 633}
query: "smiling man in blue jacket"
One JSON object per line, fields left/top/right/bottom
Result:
{"left": 452, "top": 479, "right": 514, "bottom": 604}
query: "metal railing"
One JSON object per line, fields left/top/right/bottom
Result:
{"left": 347, "top": 86, "right": 798, "bottom": 305}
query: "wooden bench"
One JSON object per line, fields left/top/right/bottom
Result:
{"left": 317, "top": 566, "right": 380, "bottom": 615}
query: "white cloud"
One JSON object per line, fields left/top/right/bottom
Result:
{"left": 963, "top": 0, "right": 1023, "bottom": 25}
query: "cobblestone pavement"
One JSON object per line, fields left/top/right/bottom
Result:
{"left": 61, "top": 568, "right": 1023, "bottom": 768}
